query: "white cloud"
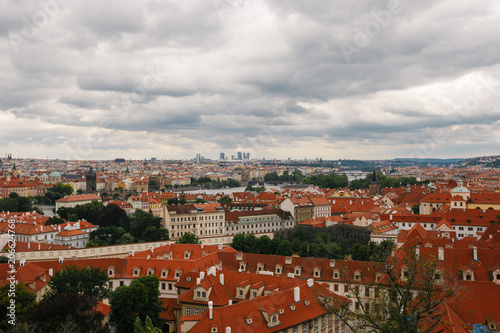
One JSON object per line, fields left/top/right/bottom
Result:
{"left": 1, "top": 0, "right": 499, "bottom": 160}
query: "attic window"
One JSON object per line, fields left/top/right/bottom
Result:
{"left": 186, "top": 277, "right": 191, "bottom": 282}
{"left": 211, "top": 327, "right": 218, "bottom": 333}
{"left": 289, "top": 304, "right": 296, "bottom": 311}
{"left": 304, "top": 300, "right": 310, "bottom": 306}
{"left": 245, "top": 317, "right": 253, "bottom": 325}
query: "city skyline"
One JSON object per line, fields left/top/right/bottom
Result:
{"left": 1, "top": 1, "right": 500, "bottom": 161}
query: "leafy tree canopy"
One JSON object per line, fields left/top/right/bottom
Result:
{"left": 44, "top": 265, "right": 110, "bottom": 302}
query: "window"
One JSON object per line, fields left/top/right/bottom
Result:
{"left": 161, "top": 282, "right": 166, "bottom": 290}
{"left": 194, "top": 307, "right": 199, "bottom": 315}
{"left": 302, "top": 324, "right": 308, "bottom": 333}
{"left": 168, "top": 283, "right": 173, "bottom": 291}
{"left": 314, "top": 319, "right": 318, "bottom": 332}
{"left": 364, "top": 287, "right": 370, "bottom": 297}
{"left": 321, "top": 316, "right": 325, "bottom": 328}
{"left": 334, "top": 284, "right": 338, "bottom": 292}
{"left": 344, "top": 285, "right": 349, "bottom": 293}
{"left": 293, "top": 327, "right": 298, "bottom": 333}
{"left": 120, "top": 281, "right": 124, "bottom": 286}
{"left": 186, "top": 306, "right": 191, "bottom": 315}
{"left": 109, "top": 281, "right": 113, "bottom": 289}
{"left": 252, "top": 291, "right": 257, "bottom": 298}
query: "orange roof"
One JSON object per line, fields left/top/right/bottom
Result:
{"left": 56, "top": 194, "right": 101, "bottom": 202}
{"left": 56, "top": 229, "right": 86, "bottom": 237}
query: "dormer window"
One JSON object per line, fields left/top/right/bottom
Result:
{"left": 313, "top": 267, "right": 321, "bottom": 278}
{"left": 354, "top": 270, "right": 361, "bottom": 281}
{"left": 147, "top": 267, "right": 155, "bottom": 275}
{"left": 133, "top": 267, "right": 141, "bottom": 276}
{"left": 245, "top": 317, "right": 253, "bottom": 325}
{"left": 175, "top": 270, "right": 181, "bottom": 278}
{"left": 211, "top": 326, "right": 218, "bottom": 333}
{"left": 161, "top": 269, "right": 168, "bottom": 278}
{"left": 375, "top": 273, "right": 382, "bottom": 282}
{"left": 108, "top": 266, "right": 115, "bottom": 277}
{"left": 333, "top": 270, "right": 340, "bottom": 280}
{"left": 401, "top": 267, "right": 409, "bottom": 281}
{"left": 462, "top": 268, "right": 474, "bottom": 281}
{"left": 294, "top": 266, "right": 302, "bottom": 276}
{"left": 275, "top": 265, "right": 282, "bottom": 274}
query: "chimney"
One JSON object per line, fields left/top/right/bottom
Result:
{"left": 49, "top": 268, "right": 53, "bottom": 276}
{"left": 472, "top": 246, "right": 478, "bottom": 261}
{"left": 147, "top": 255, "right": 150, "bottom": 261}
{"left": 226, "top": 327, "right": 231, "bottom": 333}
{"left": 236, "top": 252, "right": 243, "bottom": 261}
{"left": 307, "top": 278, "right": 313, "bottom": 288}
{"left": 38, "top": 244, "right": 41, "bottom": 250}
{"left": 200, "top": 271, "right": 205, "bottom": 280}
{"left": 330, "top": 259, "right": 336, "bottom": 268}
{"left": 150, "top": 247, "right": 154, "bottom": 253}
{"left": 218, "top": 244, "right": 223, "bottom": 250}
{"left": 208, "top": 301, "right": 213, "bottom": 320}
{"left": 228, "top": 300, "right": 232, "bottom": 305}
{"left": 59, "top": 256, "right": 64, "bottom": 264}
{"left": 130, "top": 250, "right": 134, "bottom": 257}
{"left": 201, "top": 243, "right": 204, "bottom": 249}
{"left": 438, "top": 247, "right": 444, "bottom": 261}
{"left": 20, "top": 259, "right": 25, "bottom": 267}
{"left": 220, "top": 273, "right": 225, "bottom": 286}
{"left": 27, "top": 242, "right": 30, "bottom": 249}
{"left": 415, "top": 245, "right": 420, "bottom": 259}
{"left": 390, "top": 214, "right": 393, "bottom": 221}
{"left": 41, "top": 225, "right": 43, "bottom": 232}
{"left": 196, "top": 277, "right": 201, "bottom": 285}
{"left": 294, "top": 287, "right": 300, "bottom": 302}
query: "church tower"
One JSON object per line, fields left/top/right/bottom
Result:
{"left": 368, "top": 168, "right": 381, "bottom": 197}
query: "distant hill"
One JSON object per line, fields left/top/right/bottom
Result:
{"left": 454, "top": 155, "right": 500, "bottom": 168}
{"left": 391, "top": 158, "right": 465, "bottom": 165}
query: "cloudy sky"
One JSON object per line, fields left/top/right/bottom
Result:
{"left": 1, "top": 0, "right": 500, "bottom": 161}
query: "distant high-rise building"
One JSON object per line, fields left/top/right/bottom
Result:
{"left": 237, "top": 152, "right": 243, "bottom": 160}
{"left": 196, "top": 154, "right": 202, "bottom": 164}
{"left": 220, "top": 152, "right": 225, "bottom": 160}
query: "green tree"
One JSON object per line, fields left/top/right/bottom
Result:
{"left": 117, "top": 233, "right": 135, "bottom": 244}
{"left": 293, "top": 226, "right": 306, "bottom": 242}
{"left": 20, "top": 293, "right": 109, "bottom": 333}
{"left": 134, "top": 316, "right": 162, "bottom": 333}
{"left": 148, "top": 179, "right": 160, "bottom": 191}
{"left": 412, "top": 204, "right": 420, "bottom": 214}
{"left": 45, "top": 216, "right": 65, "bottom": 225}
{"left": 257, "top": 235, "right": 272, "bottom": 255}
{"left": 217, "top": 196, "right": 232, "bottom": 204}
{"left": 89, "top": 226, "right": 127, "bottom": 245}
{"left": 231, "top": 234, "right": 247, "bottom": 252}
{"left": 44, "top": 265, "right": 110, "bottom": 302}
{"left": 130, "top": 210, "right": 163, "bottom": 241}
{"left": 0, "top": 283, "right": 36, "bottom": 330}
{"left": 275, "top": 239, "right": 293, "bottom": 256}
{"left": 110, "top": 276, "right": 163, "bottom": 333}
{"left": 176, "top": 232, "right": 200, "bottom": 244}
{"left": 264, "top": 172, "right": 280, "bottom": 182}
{"left": 76, "top": 189, "right": 84, "bottom": 194}
{"left": 97, "top": 204, "right": 130, "bottom": 231}
{"left": 141, "top": 226, "right": 169, "bottom": 242}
